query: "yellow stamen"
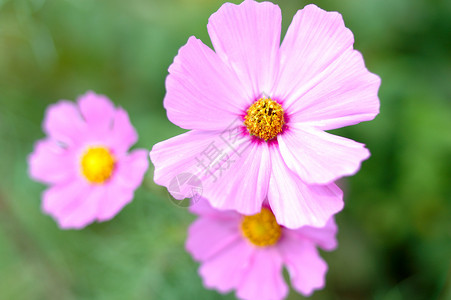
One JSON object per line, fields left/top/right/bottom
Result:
{"left": 80, "top": 146, "right": 115, "bottom": 184}
{"left": 244, "top": 98, "right": 285, "bottom": 141}
{"left": 241, "top": 208, "right": 281, "bottom": 247}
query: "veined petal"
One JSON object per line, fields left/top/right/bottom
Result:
{"left": 286, "top": 50, "right": 380, "bottom": 130}
{"left": 199, "top": 239, "right": 254, "bottom": 293}
{"left": 208, "top": 0, "right": 281, "bottom": 99}
{"left": 150, "top": 128, "right": 262, "bottom": 214}
{"left": 268, "top": 144, "right": 343, "bottom": 229}
{"left": 279, "top": 233, "right": 328, "bottom": 296}
{"left": 202, "top": 141, "right": 270, "bottom": 215}
{"left": 295, "top": 217, "right": 338, "bottom": 251}
{"left": 274, "top": 4, "right": 353, "bottom": 107}
{"left": 278, "top": 125, "right": 370, "bottom": 184}
{"left": 150, "top": 130, "right": 221, "bottom": 196}
{"left": 236, "top": 248, "right": 288, "bottom": 300}
{"left": 164, "top": 36, "right": 247, "bottom": 131}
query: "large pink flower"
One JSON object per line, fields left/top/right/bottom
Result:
{"left": 150, "top": 0, "right": 380, "bottom": 228}
{"left": 28, "top": 91, "right": 149, "bottom": 229}
{"left": 186, "top": 198, "right": 338, "bottom": 300}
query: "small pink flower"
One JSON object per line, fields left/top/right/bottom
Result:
{"left": 150, "top": 0, "right": 379, "bottom": 228}
{"left": 186, "top": 198, "right": 338, "bottom": 300}
{"left": 28, "top": 91, "right": 149, "bottom": 229}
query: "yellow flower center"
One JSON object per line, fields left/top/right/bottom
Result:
{"left": 80, "top": 146, "right": 115, "bottom": 184}
{"left": 241, "top": 208, "right": 281, "bottom": 247}
{"left": 244, "top": 98, "right": 285, "bottom": 141}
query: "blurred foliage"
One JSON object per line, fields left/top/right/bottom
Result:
{"left": 0, "top": 0, "right": 450, "bottom": 299}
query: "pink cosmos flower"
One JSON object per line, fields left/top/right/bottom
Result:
{"left": 28, "top": 91, "right": 149, "bottom": 229}
{"left": 186, "top": 198, "right": 338, "bottom": 300}
{"left": 150, "top": 0, "right": 380, "bottom": 228}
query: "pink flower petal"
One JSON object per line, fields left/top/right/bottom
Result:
{"left": 278, "top": 125, "right": 370, "bottom": 184}
{"left": 96, "top": 183, "right": 134, "bottom": 222}
{"left": 164, "top": 36, "right": 247, "bottom": 131}
{"left": 236, "top": 248, "right": 288, "bottom": 300}
{"left": 32, "top": 91, "right": 146, "bottom": 229}
{"left": 208, "top": 0, "right": 281, "bottom": 99}
{"left": 105, "top": 107, "right": 138, "bottom": 154}
{"left": 150, "top": 129, "right": 263, "bottom": 214}
{"left": 77, "top": 91, "right": 115, "bottom": 133}
{"left": 268, "top": 144, "right": 343, "bottom": 229}
{"left": 113, "top": 149, "right": 149, "bottom": 189}
{"left": 199, "top": 239, "right": 255, "bottom": 293}
{"left": 28, "top": 139, "right": 77, "bottom": 184}
{"left": 295, "top": 217, "right": 338, "bottom": 251}
{"left": 150, "top": 130, "right": 220, "bottom": 197}
{"left": 94, "top": 149, "right": 148, "bottom": 222}
{"left": 278, "top": 232, "right": 328, "bottom": 296}
{"left": 274, "top": 4, "right": 379, "bottom": 130}
{"left": 186, "top": 216, "right": 241, "bottom": 262}
{"left": 285, "top": 50, "right": 380, "bottom": 130}
{"left": 189, "top": 197, "right": 241, "bottom": 221}
{"left": 274, "top": 4, "right": 352, "bottom": 106}
{"left": 202, "top": 141, "right": 270, "bottom": 215}
{"left": 43, "top": 100, "right": 86, "bottom": 146}
{"left": 58, "top": 185, "right": 104, "bottom": 229}
{"left": 42, "top": 180, "right": 91, "bottom": 227}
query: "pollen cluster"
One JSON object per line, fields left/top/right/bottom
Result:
{"left": 244, "top": 98, "right": 285, "bottom": 141}
{"left": 241, "top": 208, "right": 282, "bottom": 247}
{"left": 81, "top": 146, "right": 115, "bottom": 184}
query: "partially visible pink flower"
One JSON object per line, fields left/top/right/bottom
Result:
{"left": 186, "top": 198, "right": 338, "bottom": 300}
{"left": 150, "top": 0, "right": 379, "bottom": 229}
{"left": 28, "top": 91, "right": 149, "bottom": 229}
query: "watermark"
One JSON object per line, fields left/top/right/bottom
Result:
{"left": 193, "top": 117, "right": 251, "bottom": 182}
{"left": 167, "top": 117, "right": 251, "bottom": 208}
{"left": 167, "top": 172, "right": 203, "bottom": 208}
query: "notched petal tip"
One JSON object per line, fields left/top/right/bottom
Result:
{"left": 163, "top": 35, "right": 247, "bottom": 130}
{"left": 77, "top": 91, "right": 116, "bottom": 131}
{"left": 43, "top": 100, "right": 84, "bottom": 141}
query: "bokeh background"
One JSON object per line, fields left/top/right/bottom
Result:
{"left": 0, "top": 0, "right": 450, "bottom": 299}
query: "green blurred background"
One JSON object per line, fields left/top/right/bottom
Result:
{"left": 0, "top": 0, "right": 450, "bottom": 299}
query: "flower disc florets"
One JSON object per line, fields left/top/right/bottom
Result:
{"left": 244, "top": 98, "right": 285, "bottom": 141}
{"left": 241, "top": 208, "right": 281, "bottom": 247}
{"left": 81, "top": 146, "right": 115, "bottom": 184}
